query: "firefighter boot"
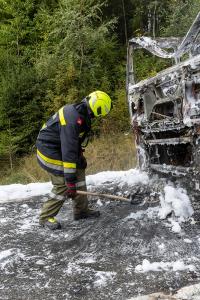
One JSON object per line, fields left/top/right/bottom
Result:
{"left": 39, "top": 217, "right": 61, "bottom": 230}
{"left": 74, "top": 208, "right": 100, "bottom": 221}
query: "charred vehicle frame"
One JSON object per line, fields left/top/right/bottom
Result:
{"left": 127, "top": 13, "right": 200, "bottom": 189}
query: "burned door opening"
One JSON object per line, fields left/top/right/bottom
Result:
{"left": 127, "top": 12, "right": 200, "bottom": 189}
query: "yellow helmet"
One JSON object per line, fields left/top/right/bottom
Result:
{"left": 87, "top": 91, "right": 112, "bottom": 117}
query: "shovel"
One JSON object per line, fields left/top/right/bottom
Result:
{"left": 76, "top": 190, "right": 143, "bottom": 205}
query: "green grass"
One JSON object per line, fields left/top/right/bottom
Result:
{"left": 0, "top": 133, "right": 137, "bottom": 185}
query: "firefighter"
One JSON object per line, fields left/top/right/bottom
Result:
{"left": 36, "top": 91, "right": 112, "bottom": 230}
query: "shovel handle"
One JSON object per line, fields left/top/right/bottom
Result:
{"left": 76, "top": 190, "right": 131, "bottom": 203}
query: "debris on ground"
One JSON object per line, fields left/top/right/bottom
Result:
{"left": 1, "top": 169, "right": 200, "bottom": 299}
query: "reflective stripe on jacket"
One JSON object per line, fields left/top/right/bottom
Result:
{"left": 36, "top": 102, "right": 91, "bottom": 183}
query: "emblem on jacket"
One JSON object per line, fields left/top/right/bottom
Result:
{"left": 77, "top": 117, "right": 83, "bottom": 125}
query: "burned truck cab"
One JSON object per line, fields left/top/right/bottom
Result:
{"left": 127, "top": 13, "right": 200, "bottom": 189}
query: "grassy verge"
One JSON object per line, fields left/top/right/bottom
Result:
{"left": 85, "top": 133, "right": 136, "bottom": 174}
{"left": 0, "top": 133, "right": 137, "bottom": 185}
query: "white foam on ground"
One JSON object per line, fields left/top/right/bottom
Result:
{"left": 93, "top": 271, "right": 116, "bottom": 288}
{"left": 135, "top": 259, "right": 195, "bottom": 273}
{"left": 124, "top": 207, "right": 159, "bottom": 221}
{"left": 65, "top": 262, "right": 83, "bottom": 275}
{"left": 0, "top": 249, "right": 13, "bottom": 264}
{"left": 159, "top": 185, "right": 194, "bottom": 220}
{"left": 77, "top": 253, "right": 97, "bottom": 264}
{"left": 159, "top": 185, "right": 194, "bottom": 233}
{"left": 0, "top": 182, "right": 52, "bottom": 202}
{"left": 169, "top": 219, "right": 182, "bottom": 233}
{"left": 87, "top": 169, "right": 149, "bottom": 188}
{"left": 125, "top": 183, "right": 194, "bottom": 234}
{"left": 0, "top": 169, "right": 149, "bottom": 202}
{"left": 18, "top": 219, "right": 37, "bottom": 231}
{"left": 0, "top": 248, "right": 25, "bottom": 269}
{"left": 0, "top": 170, "right": 194, "bottom": 235}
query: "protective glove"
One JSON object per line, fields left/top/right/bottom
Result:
{"left": 66, "top": 182, "right": 77, "bottom": 198}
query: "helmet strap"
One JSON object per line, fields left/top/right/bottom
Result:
{"left": 83, "top": 97, "right": 95, "bottom": 119}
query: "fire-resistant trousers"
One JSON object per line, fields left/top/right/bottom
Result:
{"left": 39, "top": 169, "right": 88, "bottom": 222}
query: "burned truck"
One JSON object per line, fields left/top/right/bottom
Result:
{"left": 127, "top": 13, "right": 200, "bottom": 190}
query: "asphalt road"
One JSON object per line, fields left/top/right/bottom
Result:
{"left": 1, "top": 184, "right": 200, "bottom": 300}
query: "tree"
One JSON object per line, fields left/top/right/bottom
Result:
{"left": 162, "top": 0, "right": 200, "bottom": 36}
{"left": 0, "top": 0, "right": 45, "bottom": 155}
{"left": 35, "top": 0, "right": 118, "bottom": 115}
{"left": 1, "top": 0, "right": 193, "bottom": 166}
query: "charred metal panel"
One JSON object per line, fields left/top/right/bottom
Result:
{"left": 128, "top": 12, "right": 200, "bottom": 61}
{"left": 127, "top": 12, "right": 200, "bottom": 189}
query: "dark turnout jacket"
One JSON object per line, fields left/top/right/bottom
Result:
{"left": 36, "top": 101, "right": 91, "bottom": 183}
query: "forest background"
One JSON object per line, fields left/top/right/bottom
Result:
{"left": 0, "top": 0, "right": 199, "bottom": 183}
